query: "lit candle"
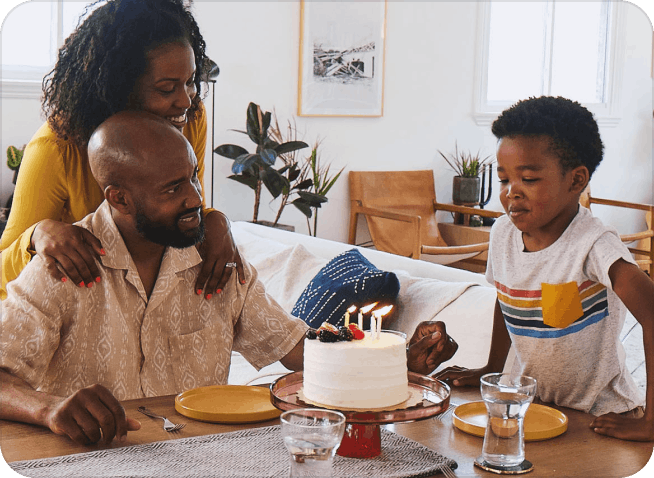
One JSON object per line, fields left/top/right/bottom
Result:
{"left": 376, "top": 305, "right": 393, "bottom": 340}
{"left": 344, "top": 305, "right": 356, "bottom": 327}
{"left": 360, "top": 302, "right": 378, "bottom": 332}
{"left": 370, "top": 314, "right": 377, "bottom": 339}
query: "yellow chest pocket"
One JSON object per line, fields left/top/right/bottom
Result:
{"left": 541, "top": 282, "right": 583, "bottom": 329}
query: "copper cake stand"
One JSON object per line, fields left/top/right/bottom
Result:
{"left": 270, "top": 371, "right": 450, "bottom": 458}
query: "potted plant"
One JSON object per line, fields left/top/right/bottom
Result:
{"left": 5, "top": 144, "right": 24, "bottom": 210}
{"left": 438, "top": 142, "right": 493, "bottom": 206}
{"left": 214, "top": 102, "right": 310, "bottom": 226}
{"left": 301, "top": 142, "right": 343, "bottom": 237}
{"left": 266, "top": 114, "right": 322, "bottom": 229}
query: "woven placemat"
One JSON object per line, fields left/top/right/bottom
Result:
{"left": 10, "top": 426, "right": 457, "bottom": 478}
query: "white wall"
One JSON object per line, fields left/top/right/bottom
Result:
{"left": 195, "top": 0, "right": 652, "bottom": 241}
{"left": 1, "top": 1, "right": 652, "bottom": 243}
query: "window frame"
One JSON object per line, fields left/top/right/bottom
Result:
{"left": 472, "top": 0, "right": 625, "bottom": 127}
{"left": 1, "top": 0, "right": 69, "bottom": 99}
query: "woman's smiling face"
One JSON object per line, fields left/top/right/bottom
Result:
{"left": 129, "top": 41, "right": 197, "bottom": 132}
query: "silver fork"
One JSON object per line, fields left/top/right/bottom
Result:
{"left": 434, "top": 402, "right": 459, "bottom": 422}
{"left": 137, "top": 406, "right": 185, "bottom": 432}
{"left": 438, "top": 464, "right": 457, "bottom": 478}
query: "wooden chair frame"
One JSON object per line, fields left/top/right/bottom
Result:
{"left": 581, "top": 191, "right": 654, "bottom": 278}
{"left": 348, "top": 198, "right": 503, "bottom": 259}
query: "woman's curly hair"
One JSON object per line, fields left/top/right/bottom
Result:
{"left": 42, "top": 0, "right": 210, "bottom": 148}
{"left": 491, "top": 96, "right": 604, "bottom": 178}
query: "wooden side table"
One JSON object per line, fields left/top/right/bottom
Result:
{"left": 438, "top": 222, "right": 491, "bottom": 273}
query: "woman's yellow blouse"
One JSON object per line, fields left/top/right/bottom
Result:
{"left": 0, "top": 103, "right": 208, "bottom": 298}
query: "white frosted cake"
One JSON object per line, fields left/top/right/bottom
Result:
{"left": 303, "top": 331, "right": 409, "bottom": 409}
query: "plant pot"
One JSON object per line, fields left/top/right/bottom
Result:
{"left": 452, "top": 176, "right": 480, "bottom": 206}
{"left": 251, "top": 220, "right": 295, "bottom": 232}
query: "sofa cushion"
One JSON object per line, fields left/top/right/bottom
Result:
{"left": 291, "top": 249, "right": 400, "bottom": 329}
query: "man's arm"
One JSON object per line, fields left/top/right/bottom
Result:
{"left": 0, "top": 368, "right": 140, "bottom": 445}
{"left": 590, "top": 258, "right": 654, "bottom": 441}
{"left": 280, "top": 337, "right": 304, "bottom": 371}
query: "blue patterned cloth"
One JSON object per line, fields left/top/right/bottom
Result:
{"left": 291, "top": 249, "right": 400, "bottom": 329}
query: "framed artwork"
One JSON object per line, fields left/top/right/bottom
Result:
{"left": 298, "top": 0, "right": 387, "bottom": 117}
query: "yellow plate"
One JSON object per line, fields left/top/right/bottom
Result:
{"left": 175, "top": 385, "right": 281, "bottom": 423}
{"left": 452, "top": 401, "right": 568, "bottom": 441}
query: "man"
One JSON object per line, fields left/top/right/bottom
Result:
{"left": 0, "top": 111, "right": 456, "bottom": 446}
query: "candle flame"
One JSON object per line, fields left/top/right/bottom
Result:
{"left": 347, "top": 305, "right": 357, "bottom": 313}
{"left": 375, "top": 305, "right": 393, "bottom": 317}
{"left": 360, "top": 302, "right": 378, "bottom": 314}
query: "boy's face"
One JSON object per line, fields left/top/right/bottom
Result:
{"left": 496, "top": 135, "right": 587, "bottom": 246}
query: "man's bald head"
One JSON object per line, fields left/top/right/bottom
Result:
{"left": 88, "top": 111, "right": 191, "bottom": 191}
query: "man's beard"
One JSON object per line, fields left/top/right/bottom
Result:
{"left": 135, "top": 208, "right": 205, "bottom": 249}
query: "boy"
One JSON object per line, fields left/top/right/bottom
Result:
{"left": 440, "top": 96, "right": 654, "bottom": 441}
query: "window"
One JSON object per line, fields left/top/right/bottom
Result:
{"left": 474, "top": 1, "right": 624, "bottom": 126}
{"left": 1, "top": 0, "right": 96, "bottom": 98}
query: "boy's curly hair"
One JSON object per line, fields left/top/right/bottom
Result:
{"left": 42, "top": 0, "right": 210, "bottom": 148}
{"left": 491, "top": 96, "right": 604, "bottom": 178}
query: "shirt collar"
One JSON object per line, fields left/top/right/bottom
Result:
{"left": 83, "top": 201, "right": 202, "bottom": 274}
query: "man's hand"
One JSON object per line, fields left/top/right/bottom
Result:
{"left": 590, "top": 412, "right": 654, "bottom": 442}
{"left": 195, "top": 211, "right": 245, "bottom": 299}
{"left": 45, "top": 384, "right": 140, "bottom": 445}
{"left": 407, "top": 321, "right": 458, "bottom": 375}
{"left": 32, "top": 219, "right": 104, "bottom": 287}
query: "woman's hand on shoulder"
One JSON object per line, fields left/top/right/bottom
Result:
{"left": 195, "top": 211, "right": 245, "bottom": 299}
{"left": 31, "top": 219, "right": 104, "bottom": 287}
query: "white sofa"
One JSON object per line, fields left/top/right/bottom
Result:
{"left": 228, "top": 221, "right": 499, "bottom": 385}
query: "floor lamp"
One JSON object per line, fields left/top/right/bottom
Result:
{"left": 206, "top": 60, "right": 220, "bottom": 208}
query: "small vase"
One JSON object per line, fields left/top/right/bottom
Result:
{"left": 452, "top": 176, "right": 481, "bottom": 206}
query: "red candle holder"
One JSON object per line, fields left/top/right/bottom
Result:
{"left": 270, "top": 371, "right": 450, "bottom": 460}
{"left": 338, "top": 423, "right": 382, "bottom": 458}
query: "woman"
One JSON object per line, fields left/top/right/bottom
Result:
{"left": 0, "top": 0, "right": 243, "bottom": 299}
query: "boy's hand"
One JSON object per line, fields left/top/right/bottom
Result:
{"left": 434, "top": 366, "right": 490, "bottom": 387}
{"left": 590, "top": 413, "right": 654, "bottom": 442}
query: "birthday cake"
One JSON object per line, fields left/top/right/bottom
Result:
{"left": 303, "top": 326, "right": 409, "bottom": 409}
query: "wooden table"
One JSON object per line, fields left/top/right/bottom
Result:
{"left": 1, "top": 387, "right": 651, "bottom": 477}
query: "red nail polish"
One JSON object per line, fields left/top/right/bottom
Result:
{"left": 95, "top": 277, "right": 101, "bottom": 283}
{"left": 100, "top": 249, "right": 106, "bottom": 255}
{"left": 79, "top": 281, "right": 85, "bottom": 288}
{"left": 240, "top": 279, "right": 246, "bottom": 285}
{"left": 196, "top": 289, "right": 202, "bottom": 295}
{"left": 61, "top": 277, "right": 67, "bottom": 283}
{"left": 206, "top": 294, "right": 212, "bottom": 300}
{"left": 216, "top": 288, "right": 222, "bottom": 294}
{"left": 87, "top": 282, "right": 93, "bottom": 288}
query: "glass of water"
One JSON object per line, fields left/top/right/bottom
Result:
{"left": 280, "top": 408, "right": 346, "bottom": 477}
{"left": 480, "top": 373, "right": 537, "bottom": 469}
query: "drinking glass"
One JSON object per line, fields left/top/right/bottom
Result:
{"left": 480, "top": 373, "right": 537, "bottom": 469}
{"left": 280, "top": 408, "right": 346, "bottom": 477}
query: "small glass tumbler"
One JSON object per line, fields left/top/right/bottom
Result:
{"left": 480, "top": 373, "right": 537, "bottom": 469}
{"left": 280, "top": 408, "right": 346, "bottom": 477}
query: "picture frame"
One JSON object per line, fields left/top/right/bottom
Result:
{"left": 298, "top": 0, "right": 387, "bottom": 117}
